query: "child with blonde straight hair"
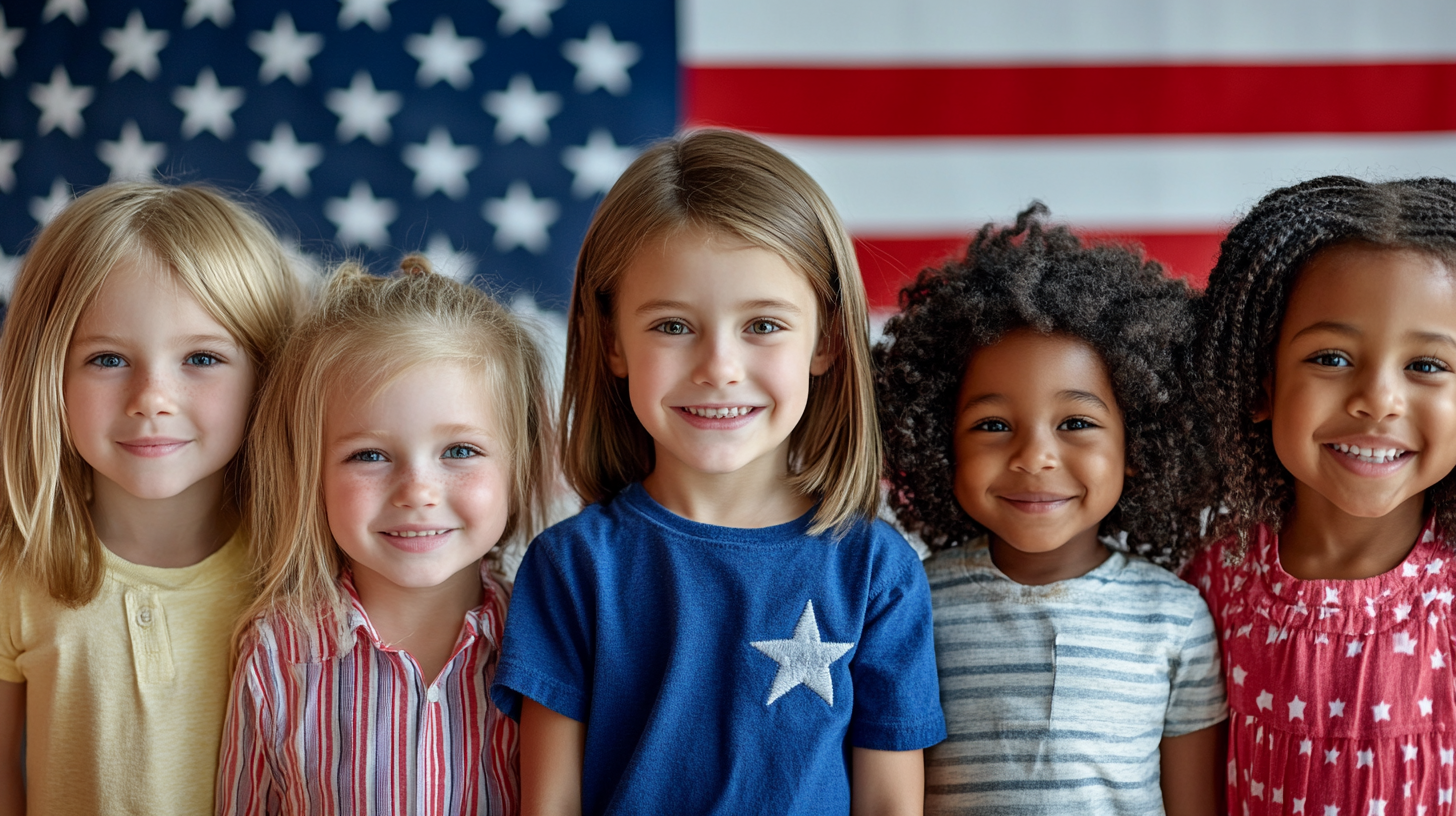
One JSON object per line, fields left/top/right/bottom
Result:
{"left": 0, "top": 182, "right": 302, "bottom": 815}
{"left": 216, "top": 255, "right": 552, "bottom": 816}
{"left": 492, "top": 129, "right": 945, "bottom": 815}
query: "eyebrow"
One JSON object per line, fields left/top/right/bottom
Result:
{"left": 330, "top": 424, "right": 498, "bottom": 445}
{"left": 633, "top": 298, "right": 804, "bottom": 316}
{"left": 1291, "top": 321, "right": 1456, "bottom": 349}
{"left": 71, "top": 332, "right": 239, "bottom": 348}
{"left": 960, "top": 389, "right": 1111, "bottom": 412}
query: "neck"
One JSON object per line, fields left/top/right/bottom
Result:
{"left": 1278, "top": 483, "right": 1426, "bottom": 580}
{"left": 349, "top": 558, "right": 485, "bottom": 684}
{"left": 89, "top": 470, "right": 235, "bottom": 568}
{"left": 989, "top": 527, "right": 1110, "bottom": 586}
{"left": 642, "top": 448, "right": 814, "bottom": 528}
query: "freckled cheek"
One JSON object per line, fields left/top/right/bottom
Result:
{"left": 450, "top": 468, "right": 513, "bottom": 529}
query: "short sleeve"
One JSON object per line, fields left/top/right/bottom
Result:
{"left": 490, "top": 540, "right": 592, "bottom": 723}
{"left": 847, "top": 529, "right": 946, "bottom": 751}
{"left": 1163, "top": 591, "right": 1228, "bottom": 737}
{"left": 0, "top": 576, "right": 24, "bottom": 684}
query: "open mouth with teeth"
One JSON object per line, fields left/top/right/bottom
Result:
{"left": 1325, "top": 443, "right": 1410, "bottom": 465}
{"left": 682, "top": 406, "right": 755, "bottom": 419}
{"left": 383, "top": 529, "right": 452, "bottom": 538}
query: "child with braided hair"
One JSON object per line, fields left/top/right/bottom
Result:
{"left": 876, "top": 204, "right": 1225, "bottom": 815}
{"left": 1185, "top": 176, "right": 1456, "bottom": 813}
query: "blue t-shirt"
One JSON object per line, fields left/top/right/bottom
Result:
{"left": 491, "top": 483, "right": 945, "bottom": 815}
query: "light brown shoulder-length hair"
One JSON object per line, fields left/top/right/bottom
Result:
{"left": 241, "top": 255, "right": 554, "bottom": 647}
{"left": 0, "top": 182, "right": 302, "bottom": 607}
{"left": 563, "top": 128, "right": 880, "bottom": 535}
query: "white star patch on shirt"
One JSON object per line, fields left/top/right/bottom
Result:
{"left": 750, "top": 601, "right": 854, "bottom": 706}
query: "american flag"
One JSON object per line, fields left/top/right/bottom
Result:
{"left": 2, "top": 0, "right": 1454, "bottom": 311}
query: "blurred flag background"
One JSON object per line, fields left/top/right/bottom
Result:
{"left": 1, "top": 0, "right": 1454, "bottom": 311}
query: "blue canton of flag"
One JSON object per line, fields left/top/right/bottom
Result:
{"left": 0, "top": 0, "right": 677, "bottom": 308}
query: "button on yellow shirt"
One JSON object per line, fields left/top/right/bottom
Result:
{"left": 0, "top": 533, "right": 248, "bottom": 815}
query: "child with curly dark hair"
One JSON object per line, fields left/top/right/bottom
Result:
{"left": 876, "top": 204, "right": 1226, "bottom": 815}
{"left": 1184, "top": 176, "right": 1456, "bottom": 814}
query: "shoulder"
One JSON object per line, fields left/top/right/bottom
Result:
{"left": 1102, "top": 553, "right": 1207, "bottom": 607}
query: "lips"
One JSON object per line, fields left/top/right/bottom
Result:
{"left": 116, "top": 437, "right": 189, "bottom": 458}
{"left": 998, "top": 492, "right": 1074, "bottom": 514}
{"left": 676, "top": 405, "right": 760, "bottom": 429}
{"left": 379, "top": 527, "right": 455, "bottom": 553}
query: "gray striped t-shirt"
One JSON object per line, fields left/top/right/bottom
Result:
{"left": 923, "top": 543, "right": 1226, "bottom": 816}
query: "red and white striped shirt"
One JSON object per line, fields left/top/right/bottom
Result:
{"left": 215, "top": 567, "right": 519, "bottom": 816}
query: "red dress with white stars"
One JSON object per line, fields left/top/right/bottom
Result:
{"left": 1184, "top": 517, "right": 1456, "bottom": 816}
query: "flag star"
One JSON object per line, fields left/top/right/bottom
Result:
{"left": 248, "top": 122, "right": 322, "bottom": 197}
{"left": 0, "top": 247, "right": 20, "bottom": 300}
{"left": 1325, "top": 807, "right": 1339, "bottom": 816}
{"left": 561, "top": 23, "right": 640, "bottom": 95}
{"left": 483, "top": 74, "right": 560, "bottom": 145}
{"left": 750, "top": 600, "right": 855, "bottom": 705}
{"left": 1288, "top": 696, "right": 1306, "bottom": 720}
{"left": 1324, "top": 587, "right": 1341, "bottom": 605}
{"left": 1329, "top": 699, "right": 1346, "bottom": 717}
{"left": 0, "top": 9, "right": 21, "bottom": 77}
{"left": 1440, "top": 590, "right": 1455, "bottom": 604}
{"left": 1371, "top": 701, "right": 1391, "bottom": 722}
{"left": 30, "top": 177, "right": 70, "bottom": 227}
{"left": 102, "top": 10, "right": 168, "bottom": 80}
{"left": 490, "top": 0, "right": 562, "bottom": 36}
{"left": 562, "top": 128, "right": 637, "bottom": 198}
{"left": 338, "top": 0, "right": 395, "bottom": 31}
{"left": 326, "top": 72, "right": 401, "bottom": 145}
{"left": 1442, "top": 789, "right": 1454, "bottom": 804}
{"left": 405, "top": 17, "right": 483, "bottom": 89}
{"left": 1294, "top": 799, "right": 1304, "bottom": 814}
{"left": 1442, "top": 747, "right": 1454, "bottom": 765}
{"left": 1325, "top": 747, "right": 1340, "bottom": 764}
{"left": 1274, "top": 788, "right": 1283, "bottom": 804}
{"left": 1394, "top": 603, "right": 1412, "bottom": 622}
{"left": 173, "top": 68, "right": 244, "bottom": 139}
{"left": 402, "top": 128, "right": 479, "bottom": 199}
{"left": 42, "top": 0, "right": 86, "bottom": 25}
{"left": 97, "top": 121, "right": 165, "bottom": 181}
{"left": 183, "top": 0, "right": 233, "bottom": 27}
{"left": 1356, "top": 749, "right": 1374, "bottom": 768}
{"left": 0, "top": 139, "right": 18, "bottom": 192}
{"left": 1435, "top": 650, "right": 1448, "bottom": 669}
{"left": 1429, "top": 558, "right": 1445, "bottom": 575}
{"left": 1231, "top": 665, "right": 1248, "bottom": 686}
{"left": 1255, "top": 690, "right": 1274, "bottom": 711}
{"left": 324, "top": 181, "right": 397, "bottom": 248}
{"left": 1406, "top": 562, "right": 1422, "bottom": 577}
{"left": 30, "top": 66, "right": 93, "bottom": 138}
{"left": 249, "top": 12, "right": 322, "bottom": 85}
{"left": 422, "top": 233, "right": 477, "bottom": 283}
{"left": 1251, "top": 780, "right": 1264, "bottom": 798}
{"left": 1346, "top": 640, "right": 1363, "bottom": 657}
{"left": 1300, "top": 739, "right": 1313, "bottom": 754}
{"left": 1393, "top": 631, "right": 1417, "bottom": 655}
{"left": 483, "top": 181, "right": 559, "bottom": 254}
{"left": 1403, "top": 743, "right": 1419, "bottom": 761}
{"left": 1368, "top": 801, "right": 1385, "bottom": 816}
{"left": 1420, "top": 697, "right": 1434, "bottom": 716}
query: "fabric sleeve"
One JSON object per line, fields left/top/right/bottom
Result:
{"left": 214, "top": 637, "right": 281, "bottom": 816}
{"left": 489, "top": 539, "right": 592, "bottom": 723}
{"left": 1163, "top": 590, "right": 1229, "bottom": 737}
{"left": 0, "top": 577, "right": 22, "bottom": 684}
{"left": 848, "top": 530, "right": 947, "bottom": 751}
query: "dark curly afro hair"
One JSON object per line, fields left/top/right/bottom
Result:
{"left": 1195, "top": 176, "right": 1456, "bottom": 549}
{"left": 875, "top": 204, "right": 1204, "bottom": 568}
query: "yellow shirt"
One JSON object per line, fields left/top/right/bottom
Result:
{"left": 0, "top": 534, "right": 248, "bottom": 815}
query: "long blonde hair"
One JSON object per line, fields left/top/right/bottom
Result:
{"left": 0, "top": 182, "right": 302, "bottom": 606}
{"left": 563, "top": 129, "right": 880, "bottom": 535}
{"left": 241, "top": 255, "right": 553, "bottom": 648}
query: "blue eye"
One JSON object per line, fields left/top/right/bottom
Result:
{"left": 1409, "top": 358, "right": 1450, "bottom": 374}
{"left": 1308, "top": 352, "right": 1351, "bottom": 368}
{"left": 748, "top": 320, "right": 781, "bottom": 335}
{"left": 655, "top": 320, "right": 689, "bottom": 335}
{"left": 89, "top": 354, "right": 125, "bottom": 368}
{"left": 442, "top": 445, "right": 478, "bottom": 459}
{"left": 1058, "top": 417, "right": 1098, "bottom": 431}
{"left": 349, "top": 450, "right": 386, "bottom": 463}
{"left": 972, "top": 419, "right": 1009, "bottom": 432}
{"left": 187, "top": 352, "right": 220, "bottom": 367}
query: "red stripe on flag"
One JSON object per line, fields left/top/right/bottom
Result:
{"left": 685, "top": 63, "right": 1456, "bottom": 137}
{"left": 857, "top": 231, "right": 1223, "bottom": 308}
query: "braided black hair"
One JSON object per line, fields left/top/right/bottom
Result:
{"left": 1195, "top": 176, "right": 1456, "bottom": 548}
{"left": 875, "top": 204, "right": 1204, "bottom": 568}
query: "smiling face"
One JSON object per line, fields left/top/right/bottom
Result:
{"left": 64, "top": 250, "right": 256, "bottom": 503}
{"left": 608, "top": 226, "right": 833, "bottom": 488}
{"left": 953, "top": 330, "right": 1125, "bottom": 566}
{"left": 321, "top": 362, "right": 512, "bottom": 593}
{"left": 1268, "top": 243, "right": 1456, "bottom": 521}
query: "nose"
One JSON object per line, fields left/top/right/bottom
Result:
{"left": 692, "top": 328, "right": 744, "bottom": 387}
{"left": 126, "top": 365, "right": 179, "bottom": 418}
{"left": 391, "top": 463, "right": 441, "bottom": 509}
{"left": 1347, "top": 363, "right": 1405, "bottom": 422}
{"left": 1007, "top": 426, "right": 1059, "bottom": 474}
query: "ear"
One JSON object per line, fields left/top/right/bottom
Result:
{"left": 1251, "top": 373, "right": 1272, "bottom": 423}
{"left": 809, "top": 327, "right": 838, "bottom": 377}
{"left": 606, "top": 323, "right": 628, "bottom": 378}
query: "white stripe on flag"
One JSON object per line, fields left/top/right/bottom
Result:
{"left": 763, "top": 134, "right": 1456, "bottom": 233}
